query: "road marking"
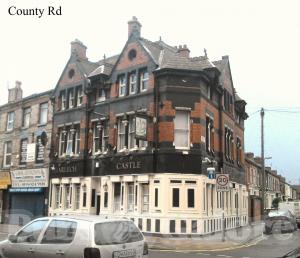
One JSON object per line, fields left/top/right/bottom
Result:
{"left": 197, "top": 253, "right": 211, "bottom": 256}
{"left": 216, "top": 255, "right": 232, "bottom": 257}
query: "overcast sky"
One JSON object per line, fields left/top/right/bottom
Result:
{"left": 1, "top": 0, "right": 299, "bottom": 184}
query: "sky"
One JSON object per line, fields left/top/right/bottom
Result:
{"left": 0, "top": 0, "right": 299, "bottom": 184}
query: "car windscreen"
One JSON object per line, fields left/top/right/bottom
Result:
{"left": 94, "top": 221, "right": 143, "bottom": 245}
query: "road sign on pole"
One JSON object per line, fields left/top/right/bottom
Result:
{"left": 216, "top": 174, "right": 229, "bottom": 192}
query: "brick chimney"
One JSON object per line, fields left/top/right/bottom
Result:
{"left": 178, "top": 44, "right": 190, "bottom": 58}
{"left": 8, "top": 81, "right": 23, "bottom": 103}
{"left": 71, "top": 39, "right": 87, "bottom": 60}
{"left": 128, "top": 16, "right": 142, "bottom": 39}
{"left": 254, "top": 157, "right": 262, "bottom": 164}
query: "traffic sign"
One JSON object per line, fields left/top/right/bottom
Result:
{"left": 216, "top": 174, "right": 229, "bottom": 192}
{"left": 207, "top": 167, "right": 215, "bottom": 179}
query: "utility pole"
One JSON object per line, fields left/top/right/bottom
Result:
{"left": 261, "top": 108, "right": 265, "bottom": 215}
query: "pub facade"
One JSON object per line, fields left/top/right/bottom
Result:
{"left": 48, "top": 17, "right": 249, "bottom": 235}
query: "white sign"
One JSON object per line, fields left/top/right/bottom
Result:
{"left": 11, "top": 168, "right": 49, "bottom": 188}
{"left": 135, "top": 116, "right": 147, "bottom": 140}
{"left": 216, "top": 174, "right": 230, "bottom": 192}
{"left": 26, "top": 143, "right": 36, "bottom": 162}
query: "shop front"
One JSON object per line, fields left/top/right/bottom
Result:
{"left": 8, "top": 168, "right": 49, "bottom": 225}
{"left": 0, "top": 172, "right": 11, "bottom": 223}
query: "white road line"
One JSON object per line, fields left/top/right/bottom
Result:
{"left": 216, "top": 255, "right": 232, "bottom": 258}
{"left": 197, "top": 253, "right": 211, "bottom": 256}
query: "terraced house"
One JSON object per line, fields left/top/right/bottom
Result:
{"left": 0, "top": 82, "right": 52, "bottom": 224}
{"left": 48, "top": 17, "right": 249, "bottom": 236}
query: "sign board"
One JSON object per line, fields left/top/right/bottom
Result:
{"left": 216, "top": 174, "right": 230, "bottom": 192}
{"left": 9, "top": 188, "right": 43, "bottom": 193}
{"left": 207, "top": 167, "right": 215, "bottom": 179}
{"left": 26, "top": 143, "right": 36, "bottom": 162}
{"left": 0, "top": 172, "right": 11, "bottom": 189}
{"left": 135, "top": 116, "right": 147, "bottom": 140}
{"left": 36, "top": 136, "right": 45, "bottom": 164}
{"left": 11, "top": 168, "right": 49, "bottom": 188}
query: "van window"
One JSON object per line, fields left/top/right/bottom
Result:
{"left": 94, "top": 221, "right": 143, "bottom": 245}
{"left": 41, "top": 220, "right": 77, "bottom": 244}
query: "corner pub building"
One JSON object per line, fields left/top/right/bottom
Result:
{"left": 48, "top": 17, "right": 249, "bottom": 236}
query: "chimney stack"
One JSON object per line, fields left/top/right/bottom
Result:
{"left": 128, "top": 16, "right": 142, "bottom": 39}
{"left": 8, "top": 81, "right": 23, "bottom": 103}
{"left": 178, "top": 44, "right": 190, "bottom": 58}
{"left": 71, "top": 39, "right": 87, "bottom": 60}
{"left": 245, "top": 152, "right": 254, "bottom": 159}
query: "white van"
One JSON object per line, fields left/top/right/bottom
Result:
{"left": 279, "top": 201, "right": 300, "bottom": 227}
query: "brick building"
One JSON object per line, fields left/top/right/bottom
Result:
{"left": 0, "top": 82, "right": 52, "bottom": 224}
{"left": 48, "top": 17, "right": 249, "bottom": 235}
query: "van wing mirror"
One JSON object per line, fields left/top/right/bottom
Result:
{"left": 8, "top": 234, "right": 17, "bottom": 243}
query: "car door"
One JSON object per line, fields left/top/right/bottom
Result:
{"left": 34, "top": 219, "right": 86, "bottom": 258}
{"left": 2, "top": 219, "right": 49, "bottom": 258}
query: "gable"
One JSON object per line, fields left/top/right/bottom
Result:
{"left": 114, "top": 41, "right": 152, "bottom": 72}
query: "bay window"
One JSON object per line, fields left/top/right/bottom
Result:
{"left": 59, "top": 125, "right": 80, "bottom": 157}
{"left": 206, "top": 116, "right": 214, "bottom": 153}
{"left": 93, "top": 121, "right": 109, "bottom": 154}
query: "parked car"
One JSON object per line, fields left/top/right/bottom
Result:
{"left": 264, "top": 209, "right": 298, "bottom": 234}
{"left": 0, "top": 215, "right": 148, "bottom": 258}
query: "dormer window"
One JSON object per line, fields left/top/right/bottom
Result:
{"left": 118, "top": 75, "right": 126, "bottom": 97}
{"left": 129, "top": 73, "right": 137, "bottom": 94}
{"left": 140, "top": 71, "right": 149, "bottom": 92}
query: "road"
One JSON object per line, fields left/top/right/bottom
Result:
{"left": 149, "top": 230, "right": 300, "bottom": 258}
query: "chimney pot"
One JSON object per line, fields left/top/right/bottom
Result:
{"left": 8, "top": 80, "right": 23, "bottom": 103}
{"left": 178, "top": 44, "right": 190, "bottom": 58}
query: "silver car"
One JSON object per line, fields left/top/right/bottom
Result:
{"left": 0, "top": 215, "right": 148, "bottom": 258}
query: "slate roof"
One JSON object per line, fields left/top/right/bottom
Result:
{"left": 88, "top": 55, "right": 119, "bottom": 77}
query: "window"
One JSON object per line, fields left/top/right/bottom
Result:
{"left": 146, "top": 219, "right": 151, "bottom": 232}
{"left": 3, "top": 141, "right": 12, "bottom": 167}
{"left": 191, "top": 220, "right": 197, "bottom": 233}
{"left": 224, "top": 90, "right": 232, "bottom": 112}
{"left": 113, "top": 183, "right": 121, "bottom": 212}
{"left": 155, "top": 219, "right": 160, "bottom": 233}
{"left": 138, "top": 218, "right": 143, "bottom": 230}
{"left": 117, "top": 118, "right": 127, "bottom": 150}
{"left": 225, "top": 127, "right": 233, "bottom": 161}
{"left": 181, "top": 220, "right": 186, "bottom": 233}
{"left": 54, "top": 184, "right": 60, "bottom": 209}
{"left": 98, "top": 89, "right": 106, "bottom": 102}
{"left": 170, "top": 220, "right": 175, "bottom": 233}
{"left": 59, "top": 125, "right": 80, "bottom": 156}
{"left": 128, "top": 117, "right": 136, "bottom": 149}
{"left": 20, "top": 138, "right": 28, "bottom": 165}
{"left": 94, "top": 221, "right": 143, "bottom": 245}
{"left": 93, "top": 121, "right": 109, "bottom": 154}
{"left": 142, "top": 184, "right": 149, "bottom": 212}
{"left": 154, "top": 188, "right": 159, "bottom": 207}
{"left": 118, "top": 75, "right": 126, "bottom": 97}
{"left": 127, "top": 183, "right": 134, "bottom": 212}
{"left": 22, "top": 107, "right": 31, "bottom": 128}
{"left": 41, "top": 220, "right": 77, "bottom": 244}
{"left": 75, "top": 184, "right": 80, "bottom": 209}
{"left": 6, "top": 112, "right": 14, "bottom": 131}
{"left": 236, "top": 137, "right": 242, "bottom": 165}
{"left": 60, "top": 91, "right": 67, "bottom": 110}
{"left": 140, "top": 70, "right": 149, "bottom": 92}
{"left": 65, "top": 184, "right": 71, "bottom": 209}
{"left": 104, "top": 191, "right": 108, "bottom": 208}
{"left": 206, "top": 116, "right": 214, "bottom": 153}
{"left": 76, "top": 86, "right": 83, "bottom": 106}
{"left": 36, "top": 136, "right": 45, "bottom": 163}
{"left": 82, "top": 188, "right": 87, "bottom": 207}
{"left": 39, "top": 102, "right": 48, "bottom": 124}
{"left": 91, "top": 189, "right": 96, "bottom": 208}
{"left": 16, "top": 220, "right": 48, "bottom": 243}
{"left": 129, "top": 73, "right": 137, "bottom": 94}
{"left": 68, "top": 89, "right": 75, "bottom": 108}
{"left": 174, "top": 110, "right": 190, "bottom": 149}
{"left": 187, "top": 188, "right": 195, "bottom": 208}
{"left": 172, "top": 188, "right": 180, "bottom": 208}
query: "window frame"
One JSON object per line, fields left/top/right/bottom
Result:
{"left": 3, "top": 141, "right": 12, "bottom": 168}
{"left": 129, "top": 73, "right": 137, "bottom": 95}
{"left": 22, "top": 107, "right": 31, "bottom": 128}
{"left": 174, "top": 109, "right": 190, "bottom": 149}
{"left": 6, "top": 111, "right": 15, "bottom": 131}
{"left": 140, "top": 70, "right": 149, "bottom": 92}
{"left": 118, "top": 75, "right": 126, "bottom": 97}
{"left": 39, "top": 102, "right": 48, "bottom": 125}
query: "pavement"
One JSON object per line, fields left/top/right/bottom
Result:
{"left": 146, "top": 222, "right": 264, "bottom": 251}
